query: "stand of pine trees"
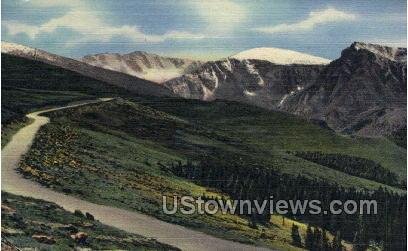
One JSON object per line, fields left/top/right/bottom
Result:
{"left": 302, "top": 224, "right": 340, "bottom": 251}
{"left": 167, "top": 157, "right": 407, "bottom": 250}
{"left": 293, "top": 151, "right": 403, "bottom": 189}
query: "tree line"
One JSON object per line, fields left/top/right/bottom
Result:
{"left": 164, "top": 158, "right": 406, "bottom": 250}
{"left": 293, "top": 151, "right": 403, "bottom": 189}
{"left": 291, "top": 223, "right": 342, "bottom": 251}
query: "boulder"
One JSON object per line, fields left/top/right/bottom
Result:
{"left": 70, "top": 231, "right": 88, "bottom": 244}
{"left": 32, "top": 234, "right": 56, "bottom": 244}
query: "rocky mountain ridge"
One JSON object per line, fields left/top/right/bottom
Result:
{"left": 164, "top": 42, "right": 407, "bottom": 136}
{"left": 2, "top": 42, "right": 172, "bottom": 97}
{"left": 280, "top": 42, "right": 407, "bottom": 136}
{"left": 82, "top": 51, "right": 202, "bottom": 83}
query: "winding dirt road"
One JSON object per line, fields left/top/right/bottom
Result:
{"left": 1, "top": 99, "right": 271, "bottom": 251}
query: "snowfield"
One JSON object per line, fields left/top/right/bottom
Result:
{"left": 231, "top": 47, "right": 331, "bottom": 65}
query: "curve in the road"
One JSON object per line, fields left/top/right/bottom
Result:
{"left": 1, "top": 99, "right": 271, "bottom": 251}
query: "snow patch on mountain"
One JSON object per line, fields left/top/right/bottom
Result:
{"left": 85, "top": 55, "right": 185, "bottom": 83}
{"left": 82, "top": 52, "right": 202, "bottom": 83}
{"left": 231, "top": 47, "right": 331, "bottom": 65}
{"left": 244, "top": 90, "right": 256, "bottom": 96}
{"left": 138, "top": 68, "right": 186, "bottom": 83}
{"left": 278, "top": 86, "right": 304, "bottom": 107}
{"left": 243, "top": 60, "right": 265, "bottom": 86}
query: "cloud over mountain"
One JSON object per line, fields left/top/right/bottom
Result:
{"left": 254, "top": 8, "right": 357, "bottom": 34}
{"left": 4, "top": 0, "right": 204, "bottom": 45}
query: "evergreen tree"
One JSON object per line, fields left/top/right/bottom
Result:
{"left": 322, "top": 230, "right": 330, "bottom": 251}
{"left": 353, "top": 216, "right": 369, "bottom": 251}
{"left": 306, "top": 224, "right": 314, "bottom": 250}
{"left": 291, "top": 224, "right": 302, "bottom": 247}
{"left": 313, "top": 227, "right": 323, "bottom": 251}
{"left": 332, "top": 231, "right": 343, "bottom": 251}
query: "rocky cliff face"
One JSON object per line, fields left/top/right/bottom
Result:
{"left": 2, "top": 42, "right": 172, "bottom": 97}
{"left": 280, "top": 42, "right": 407, "bottom": 136}
{"left": 82, "top": 52, "right": 202, "bottom": 83}
{"left": 164, "top": 58, "right": 325, "bottom": 109}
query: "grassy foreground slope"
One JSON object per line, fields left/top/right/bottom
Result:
{"left": 18, "top": 98, "right": 405, "bottom": 249}
{"left": 1, "top": 192, "right": 178, "bottom": 250}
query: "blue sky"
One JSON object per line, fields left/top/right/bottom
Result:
{"left": 2, "top": 0, "right": 406, "bottom": 60}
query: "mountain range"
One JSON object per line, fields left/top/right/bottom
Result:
{"left": 163, "top": 43, "right": 406, "bottom": 137}
{"left": 2, "top": 41, "right": 406, "bottom": 137}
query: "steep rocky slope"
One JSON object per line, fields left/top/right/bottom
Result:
{"left": 280, "top": 42, "right": 407, "bottom": 136}
{"left": 164, "top": 58, "right": 325, "bottom": 108}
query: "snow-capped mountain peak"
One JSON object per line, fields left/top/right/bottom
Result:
{"left": 230, "top": 47, "right": 331, "bottom": 65}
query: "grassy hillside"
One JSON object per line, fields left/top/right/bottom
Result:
{"left": 45, "top": 98, "right": 405, "bottom": 187}
{"left": 137, "top": 98, "right": 406, "bottom": 183}
{"left": 19, "top": 110, "right": 305, "bottom": 250}
{"left": 1, "top": 192, "right": 178, "bottom": 250}
{"left": 18, "top": 98, "right": 406, "bottom": 249}
{"left": 1, "top": 53, "right": 132, "bottom": 146}
{"left": 1, "top": 88, "right": 93, "bottom": 147}
{"left": 1, "top": 54, "right": 132, "bottom": 125}
{"left": 1, "top": 54, "right": 131, "bottom": 94}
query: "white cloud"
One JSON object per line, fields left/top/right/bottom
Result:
{"left": 6, "top": 0, "right": 204, "bottom": 44}
{"left": 255, "top": 8, "right": 357, "bottom": 34}
{"left": 190, "top": 0, "right": 247, "bottom": 33}
{"left": 4, "top": 21, "right": 40, "bottom": 39}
